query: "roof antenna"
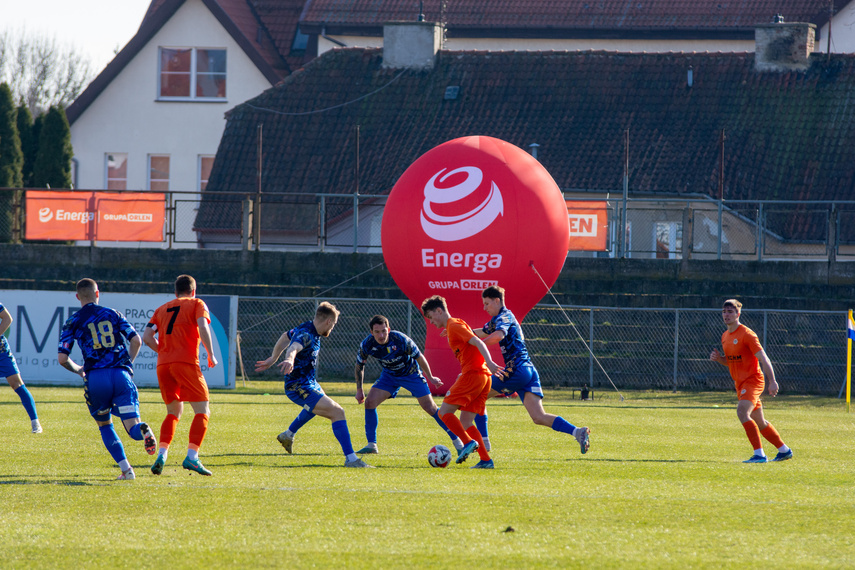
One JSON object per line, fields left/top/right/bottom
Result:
{"left": 418, "top": 1, "right": 425, "bottom": 21}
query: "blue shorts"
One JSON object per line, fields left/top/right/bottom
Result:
{"left": 372, "top": 370, "right": 431, "bottom": 399}
{"left": 84, "top": 368, "right": 141, "bottom": 422}
{"left": 492, "top": 364, "right": 543, "bottom": 400}
{"left": 285, "top": 378, "right": 326, "bottom": 412}
{"left": 0, "top": 349, "right": 20, "bottom": 378}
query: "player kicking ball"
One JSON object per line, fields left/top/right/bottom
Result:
{"left": 472, "top": 286, "right": 590, "bottom": 455}
{"left": 353, "top": 315, "right": 463, "bottom": 454}
{"left": 710, "top": 299, "right": 793, "bottom": 463}
{"left": 421, "top": 295, "right": 503, "bottom": 469}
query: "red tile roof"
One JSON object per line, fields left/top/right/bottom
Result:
{"left": 197, "top": 48, "right": 855, "bottom": 242}
{"left": 300, "top": 0, "right": 836, "bottom": 30}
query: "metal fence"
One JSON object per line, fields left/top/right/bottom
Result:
{"left": 238, "top": 296, "right": 846, "bottom": 396}
{"left": 6, "top": 187, "right": 855, "bottom": 261}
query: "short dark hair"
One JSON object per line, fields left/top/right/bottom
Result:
{"left": 723, "top": 299, "right": 743, "bottom": 312}
{"left": 482, "top": 285, "right": 505, "bottom": 303}
{"left": 76, "top": 278, "right": 98, "bottom": 298}
{"left": 316, "top": 301, "right": 340, "bottom": 320}
{"left": 175, "top": 275, "right": 196, "bottom": 295}
{"left": 421, "top": 295, "right": 447, "bottom": 316}
{"left": 369, "top": 315, "right": 390, "bottom": 330}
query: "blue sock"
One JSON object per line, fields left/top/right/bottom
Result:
{"left": 288, "top": 409, "right": 315, "bottom": 434}
{"left": 99, "top": 424, "right": 127, "bottom": 464}
{"left": 331, "top": 420, "right": 355, "bottom": 456}
{"left": 432, "top": 411, "right": 458, "bottom": 442}
{"left": 128, "top": 423, "right": 143, "bottom": 441}
{"left": 14, "top": 385, "right": 38, "bottom": 421}
{"left": 552, "top": 416, "right": 576, "bottom": 435}
{"left": 365, "top": 408, "right": 379, "bottom": 444}
{"left": 475, "top": 413, "right": 489, "bottom": 439}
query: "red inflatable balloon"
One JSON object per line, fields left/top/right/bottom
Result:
{"left": 382, "top": 136, "right": 570, "bottom": 393}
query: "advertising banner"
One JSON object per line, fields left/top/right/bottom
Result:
{"left": 567, "top": 200, "right": 609, "bottom": 251}
{"left": 25, "top": 191, "right": 165, "bottom": 242}
{"left": 1, "top": 290, "right": 236, "bottom": 388}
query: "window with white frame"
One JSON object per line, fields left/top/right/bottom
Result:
{"left": 148, "top": 155, "right": 170, "bottom": 191}
{"left": 106, "top": 153, "right": 128, "bottom": 190}
{"left": 198, "top": 155, "right": 215, "bottom": 191}
{"left": 159, "top": 47, "right": 226, "bottom": 100}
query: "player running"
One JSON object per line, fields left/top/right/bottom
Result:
{"left": 144, "top": 275, "right": 218, "bottom": 476}
{"left": 353, "top": 315, "right": 463, "bottom": 454}
{"left": 421, "top": 295, "right": 503, "bottom": 469}
{"left": 255, "top": 302, "right": 372, "bottom": 468}
{"left": 710, "top": 299, "right": 793, "bottom": 463}
{"left": 57, "top": 279, "right": 157, "bottom": 480}
{"left": 473, "top": 286, "right": 590, "bottom": 454}
{"left": 0, "top": 303, "right": 41, "bottom": 433}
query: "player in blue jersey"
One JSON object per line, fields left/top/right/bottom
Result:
{"left": 255, "top": 302, "right": 372, "bottom": 468}
{"left": 352, "top": 315, "right": 463, "bottom": 454}
{"left": 473, "top": 286, "right": 590, "bottom": 454}
{"left": 57, "top": 279, "right": 157, "bottom": 480}
{"left": 0, "top": 303, "right": 41, "bottom": 433}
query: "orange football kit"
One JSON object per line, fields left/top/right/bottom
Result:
{"left": 443, "top": 317, "right": 491, "bottom": 415}
{"left": 721, "top": 324, "right": 764, "bottom": 409}
{"left": 150, "top": 297, "right": 211, "bottom": 403}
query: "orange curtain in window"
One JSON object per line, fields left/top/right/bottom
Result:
{"left": 25, "top": 191, "right": 165, "bottom": 242}
{"left": 566, "top": 200, "right": 609, "bottom": 251}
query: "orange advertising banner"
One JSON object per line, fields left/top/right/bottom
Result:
{"left": 566, "top": 200, "right": 609, "bottom": 251}
{"left": 26, "top": 191, "right": 165, "bottom": 242}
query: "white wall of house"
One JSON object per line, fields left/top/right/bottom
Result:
{"left": 70, "top": 0, "right": 272, "bottom": 247}
{"left": 818, "top": 2, "right": 855, "bottom": 53}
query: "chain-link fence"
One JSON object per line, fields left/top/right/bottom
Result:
{"left": 237, "top": 296, "right": 846, "bottom": 396}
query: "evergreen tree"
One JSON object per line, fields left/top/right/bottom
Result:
{"left": 0, "top": 83, "right": 24, "bottom": 188}
{"left": 16, "top": 103, "right": 35, "bottom": 188}
{"left": 0, "top": 83, "right": 23, "bottom": 242}
{"left": 32, "top": 106, "right": 73, "bottom": 189}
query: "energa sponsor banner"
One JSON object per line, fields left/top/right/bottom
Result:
{"left": 1, "top": 290, "right": 236, "bottom": 388}
{"left": 566, "top": 200, "right": 608, "bottom": 251}
{"left": 25, "top": 190, "right": 165, "bottom": 241}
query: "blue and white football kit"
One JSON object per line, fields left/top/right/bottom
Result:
{"left": 355, "top": 331, "right": 459, "bottom": 449}
{"left": 0, "top": 302, "right": 40, "bottom": 429}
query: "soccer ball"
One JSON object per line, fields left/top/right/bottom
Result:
{"left": 427, "top": 444, "right": 452, "bottom": 468}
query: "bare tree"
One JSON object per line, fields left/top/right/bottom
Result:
{"left": 0, "top": 28, "right": 94, "bottom": 116}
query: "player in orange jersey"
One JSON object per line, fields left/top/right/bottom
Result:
{"left": 143, "top": 275, "right": 219, "bottom": 476}
{"left": 710, "top": 299, "right": 792, "bottom": 463}
{"left": 421, "top": 295, "right": 504, "bottom": 469}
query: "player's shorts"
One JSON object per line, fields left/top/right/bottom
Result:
{"left": 285, "top": 378, "right": 326, "bottom": 412}
{"left": 84, "top": 367, "right": 140, "bottom": 422}
{"left": 0, "top": 349, "right": 20, "bottom": 379}
{"left": 491, "top": 363, "right": 543, "bottom": 400}
{"left": 372, "top": 371, "right": 431, "bottom": 399}
{"left": 157, "top": 362, "right": 209, "bottom": 403}
{"left": 444, "top": 369, "right": 491, "bottom": 415}
{"left": 736, "top": 378, "right": 764, "bottom": 410}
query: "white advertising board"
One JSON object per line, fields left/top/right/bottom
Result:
{"left": 1, "top": 290, "right": 237, "bottom": 389}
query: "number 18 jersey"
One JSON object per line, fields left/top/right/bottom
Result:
{"left": 147, "top": 297, "right": 210, "bottom": 366}
{"left": 58, "top": 303, "right": 138, "bottom": 373}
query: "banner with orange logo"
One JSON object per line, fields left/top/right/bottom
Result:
{"left": 566, "top": 200, "right": 609, "bottom": 251}
{"left": 25, "top": 191, "right": 165, "bottom": 241}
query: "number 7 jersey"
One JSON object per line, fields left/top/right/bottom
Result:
{"left": 147, "top": 297, "right": 210, "bottom": 366}
{"left": 58, "top": 303, "right": 139, "bottom": 373}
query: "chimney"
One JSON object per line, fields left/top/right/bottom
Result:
{"left": 755, "top": 16, "right": 816, "bottom": 72}
{"left": 382, "top": 21, "right": 442, "bottom": 70}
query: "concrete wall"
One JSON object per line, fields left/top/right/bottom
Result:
{"left": 2, "top": 244, "right": 854, "bottom": 310}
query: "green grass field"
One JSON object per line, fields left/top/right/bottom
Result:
{"left": 1, "top": 382, "right": 853, "bottom": 568}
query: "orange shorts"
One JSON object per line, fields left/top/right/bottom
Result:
{"left": 444, "top": 369, "right": 491, "bottom": 415}
{"left": 736, "top": 379, "right": 763, "bottom": 410}
{"left": 157, "top": 362, "right": 209, "bottom": 403}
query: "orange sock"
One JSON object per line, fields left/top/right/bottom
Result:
{"left": 760, "top": 423, "right": 785, "bottom": 448}
{"left": 188, "top": 413, "right": 209, "bottom": 450}
{"left": 441, "top": 413, "right": 470, "bottom": 442}
{"left": 160, "top": 413, "right": 179, "bottom": 447}
{"left": 466, "top": 426, "right": 491, "bottom": 461}
{"left": 742, "top": 420, "right": 763, "bottom": 451}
